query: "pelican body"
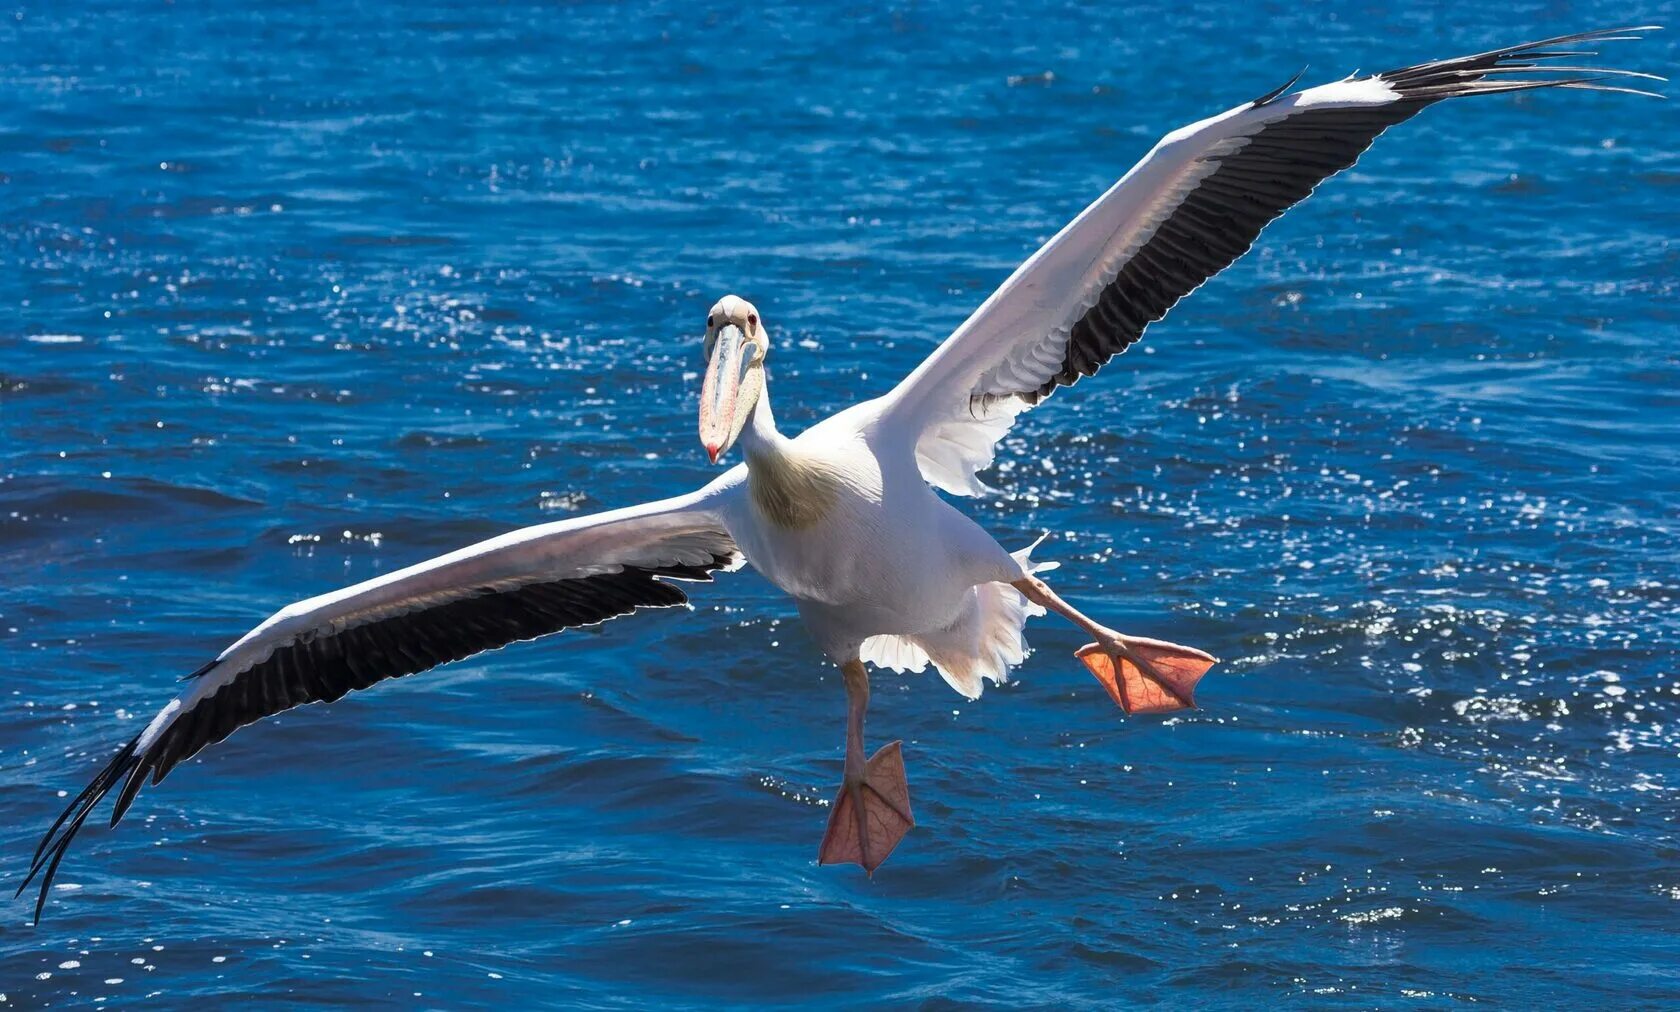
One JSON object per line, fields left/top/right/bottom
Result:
{"left": 21, "top": 27, "right": 1661, "bottom": 917}
{"left": 707, "top": 364, "right": 1022, "bottom": 686}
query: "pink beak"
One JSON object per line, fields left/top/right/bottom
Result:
{"left": 698, "top": 323, "right": 747, "bottom": 464}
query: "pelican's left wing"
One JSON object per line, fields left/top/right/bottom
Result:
{"left": 21, "top": 485, "right": 741, "bottom": 919}
{"left": 869, "top": 28, "right": 1660, "bottom": 495}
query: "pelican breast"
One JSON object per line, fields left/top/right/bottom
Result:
{"left": 746, "top": 443, "right": 854, "bottom": 530}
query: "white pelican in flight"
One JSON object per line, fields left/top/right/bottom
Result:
{"left": 22, "top": 27, "right": 1660, "bottom": 919}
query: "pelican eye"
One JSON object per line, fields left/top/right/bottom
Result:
{"left": 747, "top": 312, "right": 758, "bottom": 328}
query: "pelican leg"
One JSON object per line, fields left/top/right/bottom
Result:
{"left": 818, "top": 659, "right": 914, "bottom": 873}
{"left": 1011, "top": 575, "right": 1217, "bottom": 715}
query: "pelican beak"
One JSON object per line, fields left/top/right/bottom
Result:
{"left": 699, "top": 323, "right": 750, "bottom": 464}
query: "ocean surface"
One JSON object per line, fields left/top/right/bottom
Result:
{"left": 3, "top": 2, "right": 1677, "bottom": 1006}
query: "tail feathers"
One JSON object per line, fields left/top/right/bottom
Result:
{"left": 962, "top": 571, "right": 1039, "bottom": 687}
{"left": 906, "top": 536, "right": 1057, "bottom": 699}
{"left": 859, "top": 633, "right": 931, "bottom": 674}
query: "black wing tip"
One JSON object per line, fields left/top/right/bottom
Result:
{"left": 17, "top": 735, "right": 146, "bottom": 924}
{"left": 1377, "top": 26, "right": 1664, "bottom": 101}
{"left": 179, "top": 658, "right": 218, "bottom": 682}
{"left": 1252, "top": 65, "right": 1308, "bottom": 107}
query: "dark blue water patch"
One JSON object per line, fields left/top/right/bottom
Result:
{"left": 3, "top": 0, "right": 1678, "bottom": 1006}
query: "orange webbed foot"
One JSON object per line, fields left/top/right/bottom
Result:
{"left": 1077, "top": 634, "right": 1217, "bottom": 715}
{"left": 817, "top": 741, "right": 914, "bottom": 874}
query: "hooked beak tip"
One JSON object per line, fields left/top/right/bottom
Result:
{"left": 705, "top": 443, "right": 722, "bottom": 464}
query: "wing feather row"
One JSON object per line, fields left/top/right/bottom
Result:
{"left": 20, "top": 487, "right": 741, "bottom": 920}
{"left": 872, "top": 26, "right": 1661, "bottom": 496}
{"left": 1045, "top": 99, "right": 1419, "bottom": 397}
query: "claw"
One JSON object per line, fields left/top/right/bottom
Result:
{"left": 1077, "top": 634, "right": 1216, "bottom": 714}
{"left": 818, "top": 741, "right": 914, "bottom": 873}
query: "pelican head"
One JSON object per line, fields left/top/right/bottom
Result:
{"left": 698, "top": 294, "right": 769, "bottom": 464}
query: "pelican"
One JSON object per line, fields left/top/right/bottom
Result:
{"left": 22, "top": 27, "right": 1661, "bottom": 919}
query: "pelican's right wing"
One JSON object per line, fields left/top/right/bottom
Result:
{"left": 867, "top": 28, "right": 1661, "bottom": 495}
{"left": 21, "top": 482, "right": 742, "bottom": 919}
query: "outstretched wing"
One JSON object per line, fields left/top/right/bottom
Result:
{"left": 869, "top": 27, "right": 1661, "bottom": 495}
{"left": 21, "top": 485, "right": 741, "bottom": 920}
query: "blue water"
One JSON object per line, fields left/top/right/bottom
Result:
{"left": 3, "top": 2, "right": 1677, "bottom": 1006}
